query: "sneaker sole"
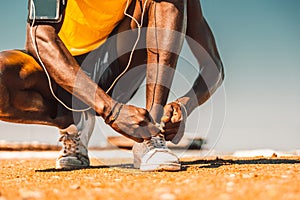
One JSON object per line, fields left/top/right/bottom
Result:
{"left": 56, "top": 159, "right": 89, "bottom": 170}
{"left": 140, "top": 163, "right": 181, "bottom": 172}
{"left": 56, "top": 163, "right": 89, "bottom": 170}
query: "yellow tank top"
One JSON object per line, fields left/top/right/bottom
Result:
{"left": 58, "top": 0, "right": 131, "bottom": 56}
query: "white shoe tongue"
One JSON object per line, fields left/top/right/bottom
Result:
{"left": 60, "top": 124, "right": 78, "bottom": 135}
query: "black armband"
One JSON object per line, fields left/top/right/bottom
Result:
{"left": 27, "top": 0, "right": 66, "bottom": 24}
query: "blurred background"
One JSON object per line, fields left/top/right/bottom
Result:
{"left": 0, "top": 0, "right": 299, "bottom": 152}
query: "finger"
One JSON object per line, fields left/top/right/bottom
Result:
{"left": 161, "top": 115, "right": 170, "bottom": 123}
{"left": 165, "top": 129, "right": 184, "bottom": 143}
{"left": 165, "top": 126, "right": 185, "bottom": 144}
{"left": 148, "top": 123, "right": 161, "bottom": 137}
{"left": 164, "top": 129, "right": 181, "bottom": 137}
{"left": 164, "top": 121, "right": 181, "bottom": 129}
{"left": 125, "top": 134, "right": 144, "bottom": 143}
{"left": 165, "top": 133, "right": 176, "bottom": 141}
{"left": 163, "top": 125, "right": 182, "bottom": 139}
{"left": 163, "top": 104, "right": 173, "bottom": 117}
{"left": 137, "top": 123, "right": 160, "bottom": 138}
{"left": 114, "top": 127, "right": 145, "bottom": 143}
{"left": 172, "top": 123, "right": 185, "bottom": 144}
{"left": 171, "top": 105, "right": 182, "bottom": 123}
{"left": 136, "top": 128, "right": 152, "bottom": 140}
{"left": 114, "top": 125, "right": 145, "bottom": 143}
{"left": 161, "top": 104, "right": 173, "bottom": 123}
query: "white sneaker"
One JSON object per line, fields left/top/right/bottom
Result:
{"left": 56, "top": 111, "right": 95, "bottom": 169}
{"left": 133, "top": 134, "right": 181, "bottom": 172}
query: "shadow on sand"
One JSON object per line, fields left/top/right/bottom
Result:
{"left": 35, "top": 163, "right": 134, "bottom": 172}
{"left": 35, "top": 157, "right": 300, "bottom": 172}
{"left": 181, "top": 157, "right": 300, "bottom": 170}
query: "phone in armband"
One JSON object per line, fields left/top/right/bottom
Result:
{"left": 28, "top": 0, "right": 63, "bottom": 23}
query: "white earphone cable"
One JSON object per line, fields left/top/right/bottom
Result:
{"left": 106, "top": 0, "right": 149, "bottom": 93}
{"left": 30, "top": 1, "right": 91, "bottom": 112}
{"left": 30, "top": 0, "right": 147, "bottom": 112}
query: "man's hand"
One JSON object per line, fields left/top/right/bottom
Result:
{"left": 108, "top": 104, "right": 160, "bottom": 143}
{"left": 161, "top": 101, "right": 187, "bottom": 144}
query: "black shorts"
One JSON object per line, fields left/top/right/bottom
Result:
{"left": 74, "top": 36, "right": 121, "bottom": 97}
{"left": 75, "top": 36, "right": 145, "bottom": 103}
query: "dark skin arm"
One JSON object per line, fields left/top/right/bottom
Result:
{"left": 26, "top": 24, "right": 111, "bottom": 117}
{"left": 25, "top": 4, "right": 159, "bottom": 142}
{"left": 145, "top": 0, "right": 185, "bottom": 123}
{"left": 161, "top": 0, "right": 225, "bottom": 143}
{"left": 162, "top": 56, "right": 224, "bottom": 144}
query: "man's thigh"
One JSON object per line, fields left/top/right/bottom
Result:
{"left": 0, "top": 50, "right": 66, "bottom": 123}
{"left": 0, "top": 50, "right": 54, "bottom": 99}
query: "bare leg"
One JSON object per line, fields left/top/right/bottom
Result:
{"left": 0, "top": 50, "right": 73, "bottom": 128}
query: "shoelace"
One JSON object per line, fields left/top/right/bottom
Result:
{"left": 144, "top": 134, "right": 168, "bottom": 150}
{"left": 59, "top": 132, "right": 81, "bottom": 156}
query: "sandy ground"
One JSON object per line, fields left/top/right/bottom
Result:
{"left": 0, "top": 155, "right": 300, "bottom": 200}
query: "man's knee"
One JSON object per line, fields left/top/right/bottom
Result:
{"left": 0, "top": 51, "right": 9, "bottom": 74}
{"left": 0, "top": 50, "right": 16, "bottom": 88}
{"left": 0, "top": 50, "right": 23, "bottom": 74}
{"left": 0, "top": 52, "right": 10, "bottom": 115}
{"left": 0, "top": 50, "right": 41, "bottom": 115}
{"left": 0, "top": 51, "right": 13, "bottom": 112}
{"left": 0, "top": 50, "right": 21, "bottom": 88}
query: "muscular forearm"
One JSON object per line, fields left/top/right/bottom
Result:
{"left": 177, "top": 65, "right": 224, "bottom": 116}
{"left": 25, "top": 24, "right": 113, "bottom": 118}
{"left": 146, "top": 0, "right": 185, "bottom": 122}
{"left": 182, "top": 4, "right": 225, "bottom": 116}
{"left": 146, "top": 60, "right": 176, "bottom": 122}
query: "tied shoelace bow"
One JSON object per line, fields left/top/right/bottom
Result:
{"left": 144, "top": 134, "right": 167, "bottom": 150}
{"left": 59, "top": 132, "right": 81, "bottom": 155}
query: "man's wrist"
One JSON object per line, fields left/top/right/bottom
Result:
{"left": 175, "top": 96, "right": 198, "bottom": 116}
{"left": 105, "top": 102, "right": 123, "bottom": 125}
{"left": 175, "top": 100, "right": 188, "bottom": 121}
{"left": 97, "top": 97, "right": 116, "bottom": 120}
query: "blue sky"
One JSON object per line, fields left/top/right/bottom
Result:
{"left": 0, "top": 0, "right": 299, "bottom": 151}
